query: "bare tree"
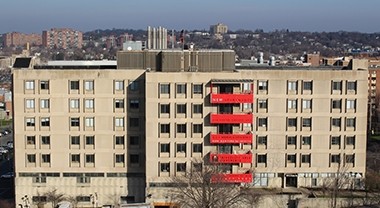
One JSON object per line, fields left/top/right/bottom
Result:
{"left": 65, "top": 195, "right": 79, "bottom": 208}
{"left": 170, "top": 160, "right": 260, "bottom": 208}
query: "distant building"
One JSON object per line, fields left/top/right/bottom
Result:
{"left": 147, "top": 26, "right": 167, "bottom": 50}
{"left": 210, "top": 23, "right": 228, "bottom": 34}
{"left": 42, "top": 28, "right": 83, "bottom": 49}
{"left": 123, "top": 41, "right": 145, "bottom": 51}
{"left": 2, "top": 32, "right": 42, "bottom": 47}
{"left": 304, "top": 53, "right": 320, "bottom": 66}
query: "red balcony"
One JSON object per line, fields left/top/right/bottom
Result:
{"left": 211, "top": 173, "right": 253, "bottom": 183}
{"left": 210, "top": 113, "right": 253, "bottom": 124}
{"left": 210, "top": 153, "right": 252, "bottom": 164}
{"left": 210, "top": 133, "right": 253, "bottom": 144}
{"left": 211, "top": 93, "right": 253, "bottom": 104}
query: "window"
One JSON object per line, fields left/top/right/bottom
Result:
{"left": 115, "top": 136, "right": 125, "bottom": 145}
{"left": 76, "top": 196, "right": 91, "bottom": 201}
{"left": 160, "top": 124, "right": 170, "bottom": 133}
{"left": 177, "top": 163, "right": 186, "bottom": 172}
{"left": 70, "top": 99, "right": 79, "bottom": 109}
{"left": 287, "top": 136, "right": 297, "bottom": 145}
{"left": 345, "top": 154, "right": 355, "bottom": 163}
{"left": 302, "top": 136, "right": 311, "bottom": 145}
{"left": 129, "top": 136, "right": 139, "bottom": 145}
{"left": 193, "top": 84, "right": 202, "bottom": 94}
{"left": 85, "top": 136, "right": 95, "bottom": 145}
{"left": 115, "top": 80, "right": 124, "bottom": 91}
{"left": 257, "top": 136, "right": 267, "bottom": 145}
{"left": 346, "top": 136, "right": 355, "bottom": 146}
{"left": 129, "top": 118, "right": 139, "bottom": 127}
{"left": 347, "top": 81, "right": 357, "bottom": 91}
{"left": 287, "top": 154, "right": 296, "bottom": 163}
{"left": 71, "top": 117, "right": 80, "bottom": 127}
{"left": 176, "top": 84, "right": 186, "bottom": 94}
{"left": 27, "top": 154, "right": 36, "bottom": 163}
{"left": 303, "top": 81, "right": 312, "bottom": 91}
{"left": 193, "top": 124, "right": 202, "bottom": 134}
{"left": 71, "top": 154, "right": 80, "bottom": 163}
{"left": 176, "top": 143, "right": 186, "bottom": 153}
{"left": 26, "top": 117, "right": 35, "bottom": 126}
{"left": 331, "top": 118, "right": 341, "bottom": 128}
{"left": 160, "top": 163, "right": 170, "bottom": 172}
{"left": 160, "top": 104, "right": 170, "bottom": 114}
{"left": 160, "top": 143, "right": 170, "bottom": 153}
{"left": 331, "top": 154, "right": 341, "bottom": 163}
{"left": 346, "top": 118, "right": 356, "bottom": 128}
{"left": 193, "top": 104, "right": 203, "bottom": 114}
{"left": 258, "top": 80, "right": 268, "bottom": 90}
{"left": 115, "top": 154, "right": 125, "bottom": 163}
{"left": 85, "top": 117, "right": 94, "bottom": 127}
{"left": 302, "top": 118, "right": 312, "bottom": 128}
{"left": 25, "top": 80, "right": 35, "bottom": 90}
{"left": 41, "top": 154, "right": 51, "bottom": 163}
{"left": 288, "top": 99, "right": 297, "bottom": 110}
{"left": 257, "top": 154, "right": 267, "bottom": 163}
{"left": 288, "top": 81, "right": 297, "bottom": 91}
{"left": 27, "top": 136, "right": 36, "bottom": 145}
{"left": 85, "top": 154, "right": 95, "bottom": 163}
{"left": 331, "top": 136, "right": 341, "bottom": 145}
{"left": 70, "top": 81, "right": 79, "bottom": 90}
{"left": 26, "top": 99, "right": 35, "bottom": 109}
{"left": 84, "top": 80, "right": 94, "bottom": 91}
{"left": 258, "top": 118, "right": 267, "bottom": 127}
{"left": 115, "top": 118, "right": 124, "bottom": 127}
{"left": 40, "top": 99, "right": 49, "bottom": 109}
{"left": 129, "top": 80, "right": 139, "bottom": 91}
{"left": 129, "top": 99, "right": 139, "bottom": 109}
{"left": 115, "top": 99, "right": 124, "bottom": 109}
{"left": 71, "top": 136, "right": 80, "bottom": 145}
{"left": 130, "top": 154, "right": 139, "bottom": 164}
{"left": 177, "top": 124, "right": 186, "bottom": 133}
{"left": 332, "top": 81, "right": 342, "bottom": 91}
{"left": 332, "top": 99, "right": 341, "bottom": 109}
{"left": 346, "top": 100, "right": 356, "bottom": 110}
{"left": 302, "top": 99, "right": 312, "bottom": 109}
{"left": 85, "top": 99, "right": 94, "bottom": 109}
{"left": 258, "top": 99, "right": 267, "bottom": 109}
{"left": 41, "top": 136, "right": 50, "bottom": 145}
{"left": 287, "top": 118, "right": 297, "bottom": 127}
{"left": 301, "top": 154, "right": 311, "bottom": 163}
{"left": 160, "top": 84, "right": 170, "bottom": 94}
{"left": 40, "top": 81, "right": 49, "bottom": 90}
{"left": 41, "top": 118, "right": 50, "bottom": 127}
{"left": 177, "top": 104, "right": 186, "bottom": 114}
{"left": 192, "top": 143, "right": 202, "bottom": 153}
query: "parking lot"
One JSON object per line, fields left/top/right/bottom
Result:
{"left": 0, "top": 126, "right": 14, "bottom": 201}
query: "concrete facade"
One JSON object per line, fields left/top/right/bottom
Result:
{"left": 13, "top": 51, "right": 367, "bottom": 207}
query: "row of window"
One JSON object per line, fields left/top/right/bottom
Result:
{"left": 159, "top": 162, "right": 202, "bottom": 173}
{"left": 25, "top": 117, "right": 140, "bottom": 128}
{"left": 160, "top": 123, "right": 203, "bottom": 134}
{"left": 26, "top": 153, "right": 140, "bottom": 165}
{"left": 159, "top": 143, "right": 203, "bottom": 155}
{"left": 160, "top": 83, "right": 203, "bottom": 95}
{"left": 160, "top": 103, "right": 203, "bottom": 114}
{"left": 25, "top": 80, "right": 140, "bottom": 92}
{"left": 257, "top": 153, "right": 355, "bottom": 165}
{"left": 257, "top": 117, "right": 357, "bottom": 130}
{"left": 257, "top": 80, "right": 357, "bottom": 93}
{"left": 258, "top": 135, "right": 355, "bottom": 148}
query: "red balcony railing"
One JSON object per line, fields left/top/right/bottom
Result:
{"left": 210, "top": 93, "right": 253, "bottom": 104}
{"left": 210, "top": 133, "right": 253, "bottom": 144}
{"left": 210, "top": 153, "right": 252, "bottom": 164}
{"left": 211, "top": 173, "right": 253, "bottom": 183}
{"left": 210, "top": 113, "right": 253, "bottom": 124}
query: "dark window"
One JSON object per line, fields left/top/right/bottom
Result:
{"left": 27, "top": 154, "right": 36, "bottom": 163}
{"left": 193, "top": 124, "right": 202, "bottom": 134}
{"left": 115, "top": 136, "right": 125, "bottom": 145}
{"left": 332, "top": 99, "right": 341, "bottom": 109}
{"left": 302, "top": 118, "right": 312, "bottom": 127}
{"left": 177, "top": 104, "right": 186, "bottom": 114}
{"left": 41, "top": 154, "right": 51, "bottom": 163}
{"left": 193, "top": 104, "right": 203, "bottom": 114}
{"left": 71, "top": 117, "right": 80, "bottom": 127}
{"left": 257, "top": 136, "right": 267, "bottom": 145}
{"left": 130, "top": 154, "right": 139, "bottom": 164}
{"left": 160, "top": 104, "right": 170, "bottom": 114}
{"left": 177, "top": 124, "right": 186, "bottom": 133}
{"left": 192, "top": 143, "right": 202, "bottom": 153}
{"left": 346, "top": 118, "right": 356, "bottom": 128}
{"left": 258, "top": 118, "right": 267, "bottom": 127}
{"left": 177, "top": 163, "right": 186, "bottom": 172}
{"left": 115, "top": 154, "right": 125, "bottom": 163}
{"left": 331, "top": 136, "right": 340, "bottom": 145}
{"left": 346, "top": 154, "right": 354, "bottom": 163}
{"left": 71, "top": 154, "right": 80, "bottom": 163}
{"left": 129, "top": 136, "right": 139, "bottom": 145}
{"left": 287, "top": 136, "right": 297, "bottom": 145}
{"left": 27, "top": 136, "right": 36, "bottom": 145}
{"left": 71, "top": 136, "right": 80, "bottom": 145}
{"left": 86, "top": 154, "right": 95, "bottom": 163}
{"left": 160, "top": 143, "right": 170, "bottom": 153}
{"left": 332, "top": 118, "right": 341, "bottom": 127}
{"left": 40, "top": 81, "right": 49, "bottom": 90}
{"left": 41, "top": 118, "right": 50, "bottom": 127}
{"left": 257, "top": 154, "right": 267, "bottom": 163}
{"left": 85, "top": 136, "right": 95, "bottom": 145}
{"left": 347, "top": 81, "right": 357, "bottom": 91}
{"left": 346, "top": 136, "right": 355, "bottom": 145}
{"left": 129, "top": 99, "right": 139, "bottom": 109}
{"left": 129, "top": 81, "right": 139, "bottom": 91}
{"left": 160, "top": 124, "right": 170, "bottom": 133}
{"left": 258, "top": 81, "right": 268, "bottom": 90}
{"left": 41, "top": 136, "right": 50, "bottom": 145}
{"left": 160, "top": 163, "right": 170, "bottom": 172}
{"left": 70, "top": 81, "right": 79, "bottom": 90}
{"left": 177, "top": 84, "right": 186, "bottom": 94}
{"left": 301, "top": 154, "right": 311, "bottom": 163}
{"left": 331, "top": 154, "right": 340, "bottom": 163}
{"left": 303, "top": 81, "right": 312, "bottom": 91}
{"left": 26, "top": 118, "right": 35, "bottom": 126}
{"left": 258, "top": 99, "right": 267, "bottom": 109}
{"left": 160, "top": 84, "right": 170, "bottom": 94}
{"left": 302, "top": 136, "right": 311, "bottom": 145}
{"left": 193, "top": 84, "right": 203, "bottom": 94}
{"left": 287, "top": 154, "right": 296, "bottom": 163}
{"left": 115, "top": 99, "right": 124, "bottom": 109}
{"left": 176, "top": 143, "right": 186, "bottom": 153}
{"left": 332, "top": 81, "right": 342, "bottom": 91}
{"left": 288, "top": 118, "right": 297, "bottom": 127}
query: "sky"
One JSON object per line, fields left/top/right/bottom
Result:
{"left": 1, "top": 0, "right": 380, "bottom": 34}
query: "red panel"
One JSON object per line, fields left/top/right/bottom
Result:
{"left": 210, "top": 153, "right": 252, "bottom": 164}
{"left": 211, "top": 93, "right": 253, "bottom": 104}
{"left": 210, "top": 113, "right": 253, "bottom": 124}
{"left": 210, "top": 133, "right": 253, "bottom": 144}
{"left": 211, "top": 174, "right": 253, "bottom": 183}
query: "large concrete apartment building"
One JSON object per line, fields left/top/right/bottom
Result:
{"left": 42, "top": 28, "right": 83, "bottom": 49}
{"left": 13, "top": 50, "right": 368, "bottom": 207}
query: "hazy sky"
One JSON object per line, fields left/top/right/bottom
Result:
{"left": 1, "top": 0, "right": 379, "bottom": 34}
